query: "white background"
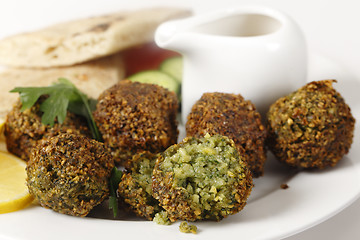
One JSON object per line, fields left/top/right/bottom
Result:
{"left": 0, "top": 0, "right": 359, "bottom": 239}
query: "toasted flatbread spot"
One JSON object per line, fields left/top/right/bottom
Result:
{"left": 88, "top": 23, "right": 112, "bottom": 33}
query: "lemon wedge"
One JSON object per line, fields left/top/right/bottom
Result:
{"left": 0, "top": 117, "right": 6, "bottom": 152}
{"left": 0, "top": 151, "right": 34, "bottom": 214}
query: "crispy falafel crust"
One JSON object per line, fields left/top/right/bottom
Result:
{"left": 4, "top": 98, "right": 90, "bottom": 161}
{"left": 186, "top": 92, "right": 267, "bottom": 177}
{"left": 266, "top": 80, "right": 355, "bottom": 169}
{"left": 93, "top": 80, "right": 178, "bottom": 166}
{"left": 117, "top": 151, "right": 163, "bottom": 220}
{"left": 152, "top": 135, "right": 253, "bottom": 222}
{"left": 26, "top": 133, "right": 114, "bottom": 217}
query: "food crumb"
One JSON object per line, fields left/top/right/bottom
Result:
{"left": 280, "top": 183, "right": 289, "bottom": 189}
{"left": 179, "top": 221, "right": 197, "bottom": 234}
{"left": 153, "top": 211, "right": 171, "bottom": 225}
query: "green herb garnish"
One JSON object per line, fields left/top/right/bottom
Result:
{"left": 109, "top": 167, "right": 123, "bottom": 217}
{"left": 10, "top": 78, "right": 102, "bottom": 141}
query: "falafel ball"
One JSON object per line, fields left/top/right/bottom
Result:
{"left": 26, "top": 133, "right": 115, "bottom": 217}
{"left": 266, "top": 80, "right": 355, "bottom": 169}
{"left": 4, "top": 97, "right": 91, "bottom": 161}
{"left": 186, "top": 92, "right": 267, "bottom": 177}
{"left": 118, "top": 151, "right": 164, "bottom": 220}
{"left": 93, "top": 80, "right": 178, "bottom": 166}
{"left": 152, "top": 134, "right": 253, "bottom": 222}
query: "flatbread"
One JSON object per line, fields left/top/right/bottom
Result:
{"left": 0, "top": 8, "right": 190, "bottom": 68}
{"left": 0, "top": 53, "right": 125, "bottom": 118}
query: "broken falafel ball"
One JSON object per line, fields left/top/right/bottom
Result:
{"left": 186, "top": 92, "right": 267, "bottom": 177}
{"left": 93, "top": 80, "right": 178, "bottom": 166}
{"left": 152, "top": 134, "right": 253, "bottom": 222}
{"left": 179, "top": 221, "right": 197, "bottom": 234}
{"left": 26, "top": 133, "right": 114, "bottom": 217}
{"left": 117, "top": 151, "right": 164, "bottom": 220}
{"left": 4, "top": 97, "right": 91, "bottom": 161}
{"left": 266, "top": 80, "right": 355, "bottom": 169}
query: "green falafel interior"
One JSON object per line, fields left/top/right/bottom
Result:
{"left": 152, "top": 134, "right": 253, "bottom": 222}
{"left": 118, "top": 152, "right": 166, "bottom": 220}
{"left": 10, "top": 78, "right": 102, "bottom": 141}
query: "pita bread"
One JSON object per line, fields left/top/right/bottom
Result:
{"left": 0, "top": 53, "right": 124, "bottom": 118}
{"left": 0, "top": 8, "right": 190, "bottom": 68}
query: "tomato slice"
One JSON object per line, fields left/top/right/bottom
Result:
{"left": 123, "top": 42, "right": 180, "bottom": 77}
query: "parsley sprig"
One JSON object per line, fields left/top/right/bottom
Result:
{"left": 10, "top": 78, "right": 102, "bottom": 141}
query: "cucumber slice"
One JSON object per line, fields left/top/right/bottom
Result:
{"left": 128, "top": 70, "right": 180, "bottom": 96}
{"left": 159, "top": 57, "right": 183, "bottom": 83}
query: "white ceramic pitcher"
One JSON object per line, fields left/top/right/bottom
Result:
{"left": 155, "top": 6, "right": 307, "bottom": 123}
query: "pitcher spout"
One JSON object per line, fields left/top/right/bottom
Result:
{"left": 155, "top": 18, "right": 193, "bottom": 53}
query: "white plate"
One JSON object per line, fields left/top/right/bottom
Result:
{"left": 0, "top": 52, "right": 359, "bottom": 240}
